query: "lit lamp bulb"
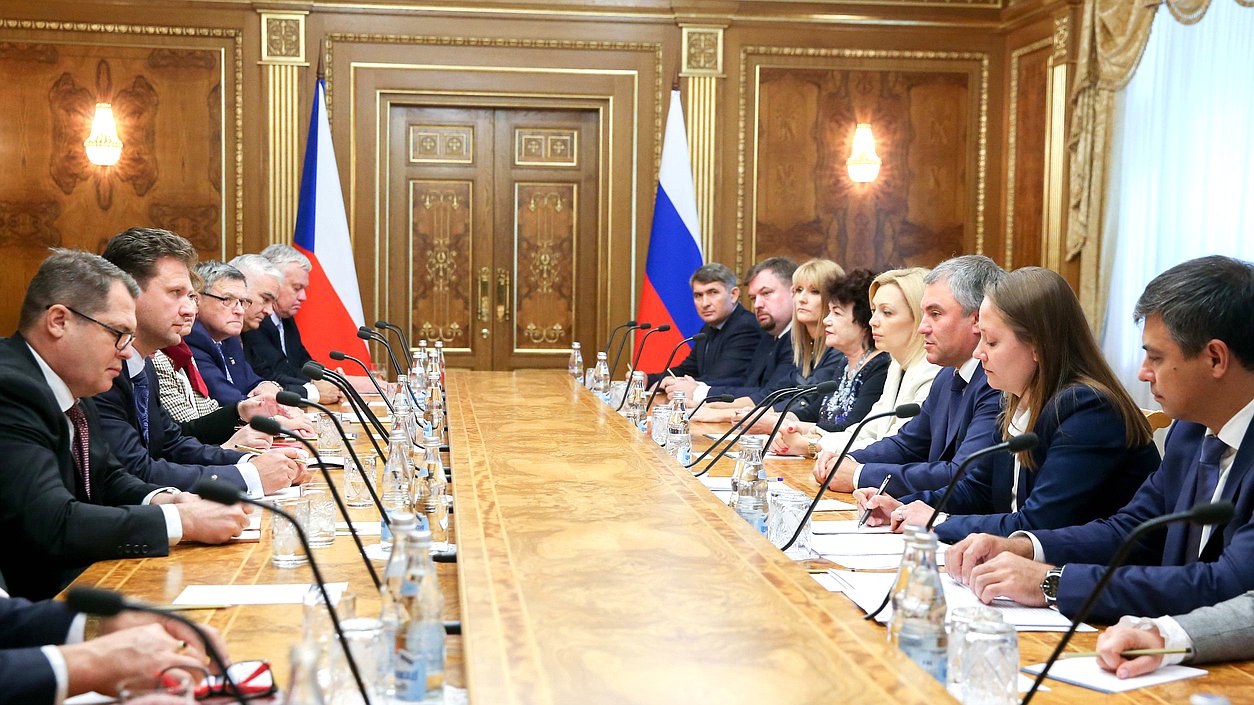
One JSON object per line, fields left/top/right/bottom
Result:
{"left": 846, "top": 123, "right": 881, "bottom": 183}
{"left": 84, "top": 103, "right": 123, "bottom": 166}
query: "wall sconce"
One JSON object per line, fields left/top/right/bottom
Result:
{"left": 84, "top": 103, "right": 123, "bottom": 166}
{"left": 846, "top": 123, "right": 881, "bottom": 183}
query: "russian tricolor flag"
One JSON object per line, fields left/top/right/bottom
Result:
{"left": 292, "top": 79, "right": 371, "bottom": 365}
{"left": 637, "top": 88, "right": 704, "bottom": 372}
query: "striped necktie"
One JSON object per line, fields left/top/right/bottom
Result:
{"left": 65, "top": 402, "right": 92, "bottom": 500}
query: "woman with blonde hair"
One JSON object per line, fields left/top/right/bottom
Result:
{"left": 770, "top": 267, "right": 941, "bottom": 467}
{"left": 855, "top": 267, "right": 1160, "bottom": 541}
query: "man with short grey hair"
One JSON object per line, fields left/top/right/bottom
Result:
{"left": 237, "top": 252, "right": 340, "bottom": 402}
{"left": 647, "top": 262, "right": 766, "bottom": 389}
{"left": 0, "top": 249, "right": 249, "bottom": 600}
{"left": 816, "top": 254, "right": 1005, "bottom": 496}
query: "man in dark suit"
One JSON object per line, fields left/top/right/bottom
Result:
{"left": 238, "top": 245, "right": 341, "bottom": 402}
{"left": 0, "top": 250, "right": 248, "bottom": 599}
{"left": 817, "top": 255, "right": 1006, "bottom": 496}
{"left": 0, "top": 591, "right": 224, "bottom": 703}
{"left": 649, "top": 262, "right": 766, "bottom": 389}
{"left": 185, "top": 261, "right": 311, "bottom": 408}
{"left": 668, "top": 257, "right": 799, "bottom": 405}
{"left": 947, "top": 255, "right": 1254, "bottom": 623}
{"left": 96, "top": 230, "right": 306, "bottom": 497}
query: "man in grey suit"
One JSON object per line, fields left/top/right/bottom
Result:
{"left": 1096, "top": 590, "right": 1254, "bottom": 678}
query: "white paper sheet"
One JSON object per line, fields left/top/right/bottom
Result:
{"left": 810, "top": 532, "right": 933, "bottom": 556}
{"left": 172, "top": 582, "right": 349, "bottom": 606}
{"left": 264, "top": 486, "right": 302, "bottom": 500}
{"left": 1021, "top": 658, "right": 1205, "bottom": 693}
{"left": 812, "top": 519, "right": 893, "bottom": 534}
{"left": 814, "top": 498, "right": 857, "bottom": 511}
{"left": 764, "top": 452, "right": 808, "bottom": 461}
{"left": 810, "top": 572, "right": 846, "bottom": 593}
{"left": 336, "top": 521, "right": 382, "bottom": 536}
{"left": 822, "top": 571, "right": 1094, "bottom": 632}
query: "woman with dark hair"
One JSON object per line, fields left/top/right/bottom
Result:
{"left": 761, "top": 270, "right": 890, "bottom": 452}
{"left": 855, "top": 267, "right": 1161, "bottom": 542}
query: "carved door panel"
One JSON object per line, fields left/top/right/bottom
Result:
{"left": 388, "top": 106, "right": 597, "bottom": 370}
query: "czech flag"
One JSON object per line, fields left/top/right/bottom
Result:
{"left": 636, "top": 88, "right": 704, "bottom": 372}
{"left": 292, "top": 79, "right": 371, "bottom": 365}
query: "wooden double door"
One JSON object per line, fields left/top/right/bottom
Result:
{"left": 387, "top": 105, "right": 598, "bottom": 370}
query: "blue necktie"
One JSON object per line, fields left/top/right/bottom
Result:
{"left": 132, "top": 368, "right": 150, "bottom": 446}
{"left": 1185, "top": 434, "right": 1229, "bottom": 561}
{"left": 944, "top": 371, "right": 969, "bottom": 444}
{"left": 214, "top": 341, "right": 234, "bottom": 383}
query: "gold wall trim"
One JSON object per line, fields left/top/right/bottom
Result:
{"left": 0, "top": 19, "right": 245, "bottom": 256}
{"left": 737, "top": 46, "right": 990, "bottom": 275}
{"left": 1004, "top": 37, "right": 1053, "bottom": 269}
{"left": 687, "top": 76, "right": 719, "bottom": 260}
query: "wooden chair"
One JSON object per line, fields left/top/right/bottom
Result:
{"left": 1143, "top": 408, "right": 1172, "bottom": 432}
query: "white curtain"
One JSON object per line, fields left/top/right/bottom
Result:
{"left": 1101, "top": 0, "right": 1254, "bottom": 408}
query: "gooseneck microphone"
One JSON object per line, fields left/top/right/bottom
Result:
{"left": 762, "top": 380, "right": 839, "bottom": 451}
{"left": 781, "top": 403, "right": 922, "bottom": 552}
{"left": 1021, "top": 500, "right": 1235, "bottom": 705}
{"left": 610, "top": 323, "right": 651, "bottom": 381}
{"left": 250, "top": 413, "right": 383, "bottom": 592}
{"left": 925, "top": 433, "right": 1040, "bottom": 530}
{"left": 357, "top": 327, "right": 404, "bottom": 377}
{"left": 687, "top": 393, "right": 736, "bottom": 420}
{"left": 374, "top": 320, "right": 411, "bottom": 362}
{"left": 640, "top": 328, "right": 697, "bottom": 411}
{"left": 194, "top": 478, "right": 374, "bottom": 705}
{"left": 303, "top": 362, "right": 387, "bottom": 459}
{"left": 603, "top": 319, "right": 639, "bottom": 357}
{"left": 686, "top": 384, "right": 808, "bottom": 474}
{"left": 330, "top": 350, "right": 391, "bottom": 411}
{"left": 66, "top": 586, "right": 244, "bottom": 705}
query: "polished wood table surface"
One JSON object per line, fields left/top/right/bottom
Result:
{"left": 66, "top": 370, "right": 1254, "bottom": 704}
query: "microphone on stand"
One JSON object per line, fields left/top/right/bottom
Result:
{"left": 357, "top": 327, "right": 404, "bottom": 377}
{"left": 687, "top": 393, "right": 736, "bottom": 420}
{"left": 780, "top": 403, "right": 922, "bottom": 552}
{"left": 609, "top": 323, "right": 651, "bottom": 380}
{"left": 1021, "top": 500, "right": 1235, "bottom": 705}
{"left": 685, "top": 384, "right": 808, "bottom": 473}
{"left": 857, "top": 429, "right": 1037, "bottom": 618}
{"left": 603, "top": 319, "right": 638, "bottom": 356}
{"left": 374, "top": 320, "right": 411, "bottom": 360}
{"left": 66, "top": 587, "right": 245, "bottom": 705}
{"left": 761, "top": 380, "right": 839, "bottom": 450}
{"left": 249, "top": 413, "right": 383, "bottom": 592}
{"left": 302, "top": 362, "right": 387, "bottom": 461}
{"left": 330, "top": 350, "right": 392, "bottom": 411}
{"left": 640, "top": 328, "right": 697, "bottom": 412}
{"left": 194, "top": 478, "right": 375, "bottom": 705}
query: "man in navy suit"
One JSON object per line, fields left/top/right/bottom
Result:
{"left": 947, "top": 256, "right": 1254, "bottom": 623}
{"left": 185, "top": 261, "right": 312, "bottom": 408}
{"left": 0, "top": 590, "right": 225, "bottom": 703}
{"left": 95, "top": 229, "right": 306, "bottom": 497}
{"left": 667, "top": 257, "right": 799, "bottom": 405}
{"left": 817, "top": 255, "right": 1007, "bottom": 496}
{"left": 649, "top": 262, "right": 766, "bottom": 389}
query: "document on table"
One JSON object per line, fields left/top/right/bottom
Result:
{"left": 310, "top": 455, "right": 345, "bottom": 467}
{"left": 173, "top": 582, "right": 349, "bottom": 606}
{"left": 814, "top": 498, "right": 856, "bottom": 511}
{"left": 229, "top": 514, "right": 263, "bottom": 543}
{"left": 1021, "top": 658, "right": 1205, "bottom": 693}
{"left": 812, "top": 519, "right": 892, "bottom": 534}
{"left": 821, "top": 570, "right": 1095, "bottom": 632}
{"left": 810, "top": 532, "right": 926, "bottom": 556}
{"left": 336, "top": 521, "right": 382, "bottom": 536}
{"left": 265, "top": 486, "right": 302, "bottom": 500}
{"left": 764, "top": 452, "right": 808, "bottom": 461}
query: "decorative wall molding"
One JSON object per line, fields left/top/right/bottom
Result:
{"left": 1005, "top": 36, "right": 1053, "bottom": 268}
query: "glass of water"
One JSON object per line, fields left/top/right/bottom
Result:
{"left": 269, "top": 496, "right": 311, "bottom": 567}
{"left": 950, "top": 609, "right": 1018, "bottom": 705}
{"left": 767, "top": 491, "right": 813, "bottom": 559}
{"left": 302, "top": 483, "right": 337, "bottom": 548}
{"left": 650, "top": 403, "right": 671, "bottom": 446}
{"left": 344, "top": 456, "right": 379, "bottom": 508}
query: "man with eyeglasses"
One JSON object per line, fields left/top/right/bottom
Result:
{"left": 233, "top": 254, "right": 341, "bottom": 403}
{"left": 0, "top": 250, "right": 250, "bottom": 600}
{"left": 94, "top": 230, "right": 308, "bottom": 498}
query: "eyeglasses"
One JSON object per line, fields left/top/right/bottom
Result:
{"left": 163, "top": 660, "right": 276, "bottom": 701}
{"left": 54, "top": 305, "right": 136, "bottom": 350}
{"left": 200, "top": 291, "right": 253, "bottom": 310}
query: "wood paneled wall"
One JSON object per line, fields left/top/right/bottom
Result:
{"left": 0, "top": 0, "right": 1078, "bottom": 340}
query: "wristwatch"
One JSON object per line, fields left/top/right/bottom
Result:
{"left": 1040, "top": 566, "right": 1063, "bottom": 607}
{"left": 806, "top": 437, "right": 822, "bottom": 459}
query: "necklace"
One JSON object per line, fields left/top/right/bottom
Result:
{"left": 822, "top": 349, "right": 874, "bottom": 423}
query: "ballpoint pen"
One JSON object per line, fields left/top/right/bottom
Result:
{"left": 857, "top": 474, "right": 892, "bottom": 529}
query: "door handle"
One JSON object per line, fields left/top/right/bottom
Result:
{"left": 477, "top": 267, "right": 490, "bottom": 323}
{"left": 496, "top": 268, "right": 511, "bottom": 322}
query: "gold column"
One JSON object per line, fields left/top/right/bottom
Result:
{"left": 681, "top": 26, "right": 724, "bottom": 261}
{"left": 1041, "top": 13, "right": 1072, "bottom": 274}
{"left": 259, "top": 11, "right": 308, "bottom": 247}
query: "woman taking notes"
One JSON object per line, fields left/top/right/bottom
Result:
{"left": 855, "top": 267, "right": 1160, "bottom": 542}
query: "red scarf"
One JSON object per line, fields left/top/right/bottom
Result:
{"left": 161, "top": 341, "right": 210, "bottom": 397}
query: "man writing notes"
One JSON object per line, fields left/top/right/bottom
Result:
{"left": 814, "top": 255, "right": 1006, "bottom": 497}
{"left": 0, "top": 250, "right": 248, "bottom": 599}
{"left": 946, "top": 256, "right": 1254, "bottom": 623}
{"left": 649, "top": 262, "right": 765, "bottom": 390}
{"left": 1095, "top": 590, "right": 1254, "bottom": 679}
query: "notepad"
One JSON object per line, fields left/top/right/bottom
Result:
{"left": 173, "top": 582, "right": 349, "bottom": 606}
{"left": 1021, "top": 658, "right": 1205, "bottom": 693}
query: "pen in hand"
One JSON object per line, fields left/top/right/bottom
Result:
{"left": 857, "top": 474, "right": 893, "bottom": 529}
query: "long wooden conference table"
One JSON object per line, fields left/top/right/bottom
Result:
{"left": 67, "top": 370, "right": 1254, "bottom": 704}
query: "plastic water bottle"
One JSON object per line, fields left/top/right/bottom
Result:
{"left": 393, "top": 529, "right": 445, "bottom": 702}
{"left": 592, "top": 352, "right": 611, "bottom": 402}
{"left": 379, "top": 425, "right": 414, "bottom": 550}
{"left": 415, "top": 434, "right": 448, "bottom": 544}
{"left": 409, "top": 349, "right": 428, "bottom": 409}
{"left": 891, "top": 528, "right": 948, "bottom": 682}
{"left": 623, "top": 370, "right": 648, "bottom": 430}
{"left": 424, "top": 374, "right": 445, "bottom": 443}
{"left": 733, "top": 447, "right": 769, "bottom": 535}
{"left": 729, "top": 436, "right": 764, "bottom": 506}
{"left": 666, "top": 390, "right": 691, "bottom": 464}
{"left": 569, "top": 342, "right": 584, "bottom": 382}
{"left": 390, "top": 374, "right": 410, "bottom": 413}
{"left": 379, "top": 510, "right": 419, "bottom": 699}
{"left": 433, "top": 341, "right": 446, "bottom": 388}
